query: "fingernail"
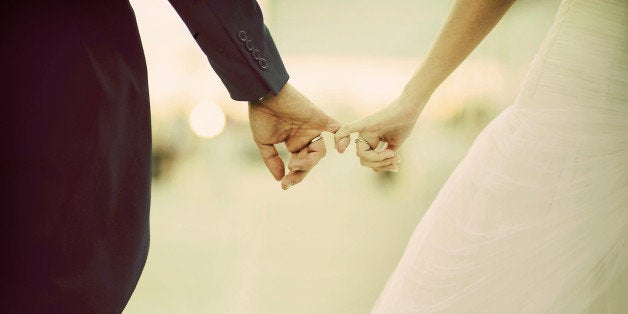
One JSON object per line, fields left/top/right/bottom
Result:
{"left": 286, "top": 183, "right": 293, "bottom": 190}
{"left": 336, "top": 143, "right": 343, "bottom": 154}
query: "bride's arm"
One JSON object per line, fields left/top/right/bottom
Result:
{"left": 404, "top": 0, "right": 516, "bottom": 107}
{"left": 334, "top": 0, "right": 517, "bottom": 172}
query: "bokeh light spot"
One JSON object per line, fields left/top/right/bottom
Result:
{"left": 189, "top": 101, "right": 226, "bottom": 139}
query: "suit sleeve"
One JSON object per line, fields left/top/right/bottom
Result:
{"left": 168, "top": 0, "right": 289, "bottom": 101}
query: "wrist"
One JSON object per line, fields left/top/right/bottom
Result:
{"left": 398, "top": 83, "right": 430, "bottom": 114}
{"left": 250, "top": 82, "right": 300, "bottom": 112}
{"left": 401, "top": 59, "right": 450, "bottom": 104}
{"left": 389, "top": 95, "right": 420, "bottom": 123}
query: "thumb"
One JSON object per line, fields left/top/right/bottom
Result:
{"left": 334, "top": 120, "right": 363, "bottom": 154}
{"left": 257, "top": 143, "right": 285, "bottom": 181}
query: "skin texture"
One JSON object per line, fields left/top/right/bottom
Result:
{"left": 334, "top": 0, "right": 517, "bottom": 172}
{"left": 249, "top": 83, "right": 341, "bottom": 189}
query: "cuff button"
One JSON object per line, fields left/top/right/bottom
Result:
{"left": 259, "top": 58, "right": 269, "bottom": 70}
{"left": 245, "top": 39, "right": 255, "bottom": 51}
{"left": 251, "top": 49, "right": 261, "bottom": 60}
{"left": 237, "top": 30, "right": 247, "bottom": 42}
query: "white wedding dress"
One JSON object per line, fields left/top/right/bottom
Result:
{"left": 371, "top": 0, "right": 628, "bottom": 313}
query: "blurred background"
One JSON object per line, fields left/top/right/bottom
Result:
{"left": 124, "top": 0, "right": 561, "bottom": 313}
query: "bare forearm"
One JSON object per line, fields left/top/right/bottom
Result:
{"left": 402, "top": 0, "right": 516, "bottom": 106}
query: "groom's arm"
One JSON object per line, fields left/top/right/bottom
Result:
{"left": 167, "top": 0, "right": 340, "bottom": 189}
{"left": 167, "top": 0, "right": 289, "bottom": 101}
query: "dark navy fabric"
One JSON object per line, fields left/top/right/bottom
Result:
{"left": 0, "top": 1, "right": 288, "bottom": 312}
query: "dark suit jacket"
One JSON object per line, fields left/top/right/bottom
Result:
{"left": 169, "top": 0, "right": 289, "bottom": 101}
{"left": 0, "top": 1, "right": 288, "bottom": 312}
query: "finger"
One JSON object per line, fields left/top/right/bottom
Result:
{"left": 282, "top": 140, "right": 326, "bottom": 190}
{"left": 334, "top": 132, "right": 351, "bottom": 154}
{"left": 257, "top": 143, "right": 285, "bottom": 181}
{"left": 282, "top": 154, "right": 323, "bottom": 189}
{"left": 375, "top": 141, "right": 388, "bottom": 153}
{"left": 308, "top": 135, "right": 327, "bottom": 156}
{"left": 356, "top": 142, "right": 396, "bottom": 162}
{"left": 360, "top": 155, "right": 401, "bottom": 169}
{"left": 361, "top": 133, "right": 380, "bottom": 150}
{"left": 297, "top": 147, "right": 308, "bottom": 159}
{"left": 287, "top": 140, "right": 326, "bottom": 172}
{"left": 281, "top": 169, "right": 309, "bottom": 190}
{"left": 336, "top": 137, "right": 351, "bottom": 153}
{"left": 334, "top": 125, "right": 353, "bottom": 145}
{"left": 373, "top": 164, "right": 399, "bottom": 173}
{"left": 287, "top": 150, "right": 324, "bottom": 172}
{"left": 355, "top": 140, "right": 374, "bottom": 157}
{"left": 334, "top": 121, "right": 362, "bottom": 153}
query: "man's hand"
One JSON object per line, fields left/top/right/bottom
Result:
{"left": 249, "top": 83, "right": 341, "bottom": 189}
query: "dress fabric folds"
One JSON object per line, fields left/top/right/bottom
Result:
{"left": 371, "top": 0, "right": 628, "bottom": 313}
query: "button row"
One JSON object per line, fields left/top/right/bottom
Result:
{"left": 237, "top": 30, "right": 268, "bottom": 70}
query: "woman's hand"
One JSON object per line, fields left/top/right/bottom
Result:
{"left": 334, "top": 95, "right": 426, "bottom": 172}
